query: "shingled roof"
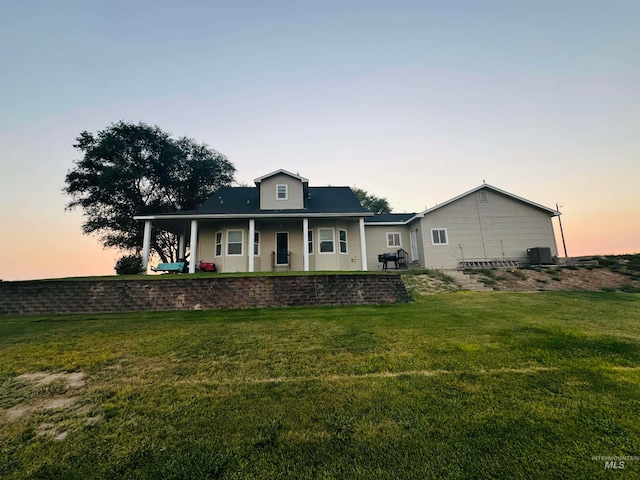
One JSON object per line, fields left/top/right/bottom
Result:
{"left": 137, "top": 185, "right": 372, "bottom": 219}
{"left": 364, "top": 212, "right": 418, "bottom": 224}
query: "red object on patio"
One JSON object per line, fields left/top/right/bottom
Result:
{"left": 197, "top": 261, "right": 216, "bottom": 272}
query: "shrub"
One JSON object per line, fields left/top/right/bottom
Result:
{"left": 510, "top": 269, "right": 527, "bottom": 279}
{"left": 115, "top": 254, "right": 144, "bottom": 275}
{"left": 476, "top": 268, "right": 496, "bottom": 279}
{"left": 596, "top": 256, "right": 617, "bottom": 268}
{"left": 620, "top": 284, "right": 640, "bottom": 294}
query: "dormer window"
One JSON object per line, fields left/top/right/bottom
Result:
{"left": 276, "top": 184, "right": 288, "bottom": 200}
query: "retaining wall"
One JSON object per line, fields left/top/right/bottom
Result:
{"left": 0, "top": 274, "right": 410, "bottom": 316}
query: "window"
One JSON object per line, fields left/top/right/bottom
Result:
{"left": 479, "top": 191, "right": 488, "bottom": 203}
{"left": 319, "top": 228, "right": 334, "bottom": 253}
{"left": 431, "top": 228, "right": 448, "bottom": 245}
{"left": 307, "top": 229, "right": 314, "bottom": 254}
{"left": 227, "top": 230, "right": 243, "bottom": 255}
{"left": 215, "top": 231, "right": 223, "bottom": 257}
{"left": 386, "top": 232, "right": 401, "bottom": 248}
{"left": 276, "top": 184, "right": 288, "bottom": 200}
{"left": 254, "top": 231, "right": 260, "bottom": 256}
{"left": 339, "top": 229, "right": 347, "bottom": 254}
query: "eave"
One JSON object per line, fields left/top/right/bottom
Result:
{"left": 419, "top": 184, "right": 560, "bottom": 216}
{"left": 134, "top": 211, "right": 374, "bottom": 221}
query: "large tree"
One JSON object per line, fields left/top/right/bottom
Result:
{"left": 64, "top": 121, "right": 235, "bottom": 263}
{"left": 352, "top": 187, "right": 392, "bottom": 214}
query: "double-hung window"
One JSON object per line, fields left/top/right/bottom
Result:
{"left": 276, "top": 184, "right": 288, "bottom": 200}
{"left": 253, "top": 232, "right": 260, "bottom": 256}
{"left": 215, "top": 231, "right": 223, "bottom": 257}
{"left": 227, "top": 230, "right": 243, "bottom": 255}
{"left": 339, "top": 229, "right": 347, "bottom": 254}
{"left": 319, "top": 228, "right": 334, "bottom": 253}
{"left": 307, "top": 229, "right": 314, "bottom": 254}
{"left": 431, "top": 228, "right": 448, "bottom": 245}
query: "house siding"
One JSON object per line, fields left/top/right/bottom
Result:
{"left": 260, "top": 174, "right": 304, "bottom": 210}
{"left": 364, "top": 225, "right": 412, "bottom": 270}
{"left": 419, "top": 190, "right": 558, "bottom": 269}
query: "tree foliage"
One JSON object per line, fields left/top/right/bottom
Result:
{"left": 64, "top": 121, "right": 236, "bottom": 262}
{"left": 352, "top": 187, "right": 392, "bottom": 214}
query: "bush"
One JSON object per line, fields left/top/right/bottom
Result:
{"left": 619, "top": 284, "right": 640, "bottom": 294}
{"left": 115, "top": 255, "right": 144, "bottom": 275}
{"left": 510, "top": 269, "right": 527, "bottom": 279}
{"left": 476, "top": 268, "right": 496, "bottom": 279}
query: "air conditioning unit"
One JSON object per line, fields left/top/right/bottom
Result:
{"left": 527, "top": 247, "right": 553, "bottom": 265}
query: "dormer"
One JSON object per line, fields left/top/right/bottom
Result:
{"left": 254, "top": 169, "right": 309, "bottom": 210}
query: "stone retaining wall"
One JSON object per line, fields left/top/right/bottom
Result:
{"left": 0, "top": 274, "right": 410, "bottom": 316}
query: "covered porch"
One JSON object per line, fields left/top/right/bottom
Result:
{"left": 136, "top": 214, "right": 370, "bottom": 274}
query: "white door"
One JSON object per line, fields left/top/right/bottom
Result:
{"left": 410, "top": 229, "right": 419, "bottom": 262}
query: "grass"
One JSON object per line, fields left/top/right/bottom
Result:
{"left": 1, "top": 292, "right": 639, "bottom": 479}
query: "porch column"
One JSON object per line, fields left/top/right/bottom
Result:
{"left": 303, "top": 218, "right": 309, "bottom": 271}
{"left": 142, "top": 220, "right": 152, "bottom": 274}
{"left": 189, "top": 220, "right": 198, "bottom": 273}
{"left": 178, "top": 233, "right": 186, "bottom": 260}
{"left": 359, "top": 218, "right": 368, "bottom": 271}
{"left": 248, "top": 218, "right": 255, "bottom": 272}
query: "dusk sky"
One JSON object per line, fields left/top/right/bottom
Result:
{"left": 1, "top": 0, "right": 638, "bottom": 281}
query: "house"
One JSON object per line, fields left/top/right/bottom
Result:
{"left": 364, "top": 183, "right": 560, "bottom": 270}
{"left": 135, "top": 170, "right": 373, "bottom": 273}
{"left": 134, "top": 170, "right": 560, "bottom": 273}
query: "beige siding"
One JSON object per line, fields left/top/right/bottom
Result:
{"left": 419, "top": 190, "right": 558, "bottom": 269}
{"left": 260, "top": 174, "right": 304, "bottom": 210}
{"left": 364, "top": 225, "right": 411, "bottom": 271}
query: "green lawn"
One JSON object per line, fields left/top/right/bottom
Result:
{"left": 1, "top": 292, "right": 639, "bottom": 479}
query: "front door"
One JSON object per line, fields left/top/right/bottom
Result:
{"left": 276, "top": 232, "right": 289, "bottom": 265}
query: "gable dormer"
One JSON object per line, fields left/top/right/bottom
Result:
{"left": 254, "top": 169, "right": 308, "bottom": 210}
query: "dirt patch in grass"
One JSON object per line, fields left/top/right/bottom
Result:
{"left": 1, "top": 371, "right": 95, "bottom": 441}
{"left": 15, "top": 371, "right": 85, "bottom": 389}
